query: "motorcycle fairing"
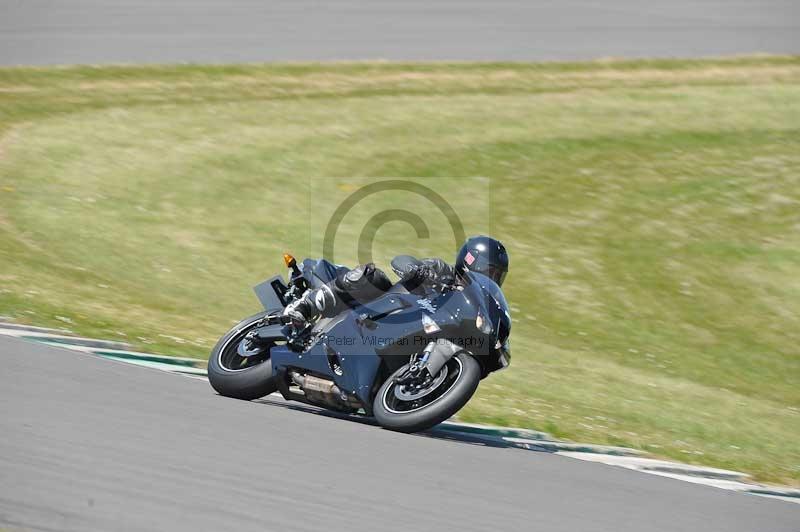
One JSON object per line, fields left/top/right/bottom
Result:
{"left": 265, "top": 260, "right": 512, "bottom": 412}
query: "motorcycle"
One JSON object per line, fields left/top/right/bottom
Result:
{"left": 207, "top": 253, "right": 511, "bottom": 433}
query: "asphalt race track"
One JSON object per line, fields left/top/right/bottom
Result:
{"left": 2, "top": 3, "right": 800, "bottom": 529}
{"left": 1, "top": 0, "right": 799, "bottom": 65}
{"left": 1, "top": 335, "right": 798, "bottom": 531}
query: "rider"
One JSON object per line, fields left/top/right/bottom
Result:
{"left": 283, "top": 235, "right": 509, "bottom": 330}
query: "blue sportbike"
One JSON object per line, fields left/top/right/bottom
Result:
{"left": 207, "top": 254, "right": 511, "bottom": 433}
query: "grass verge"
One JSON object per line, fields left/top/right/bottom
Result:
{"left": 1, "top": 56, "right": 799, "bottom": 484}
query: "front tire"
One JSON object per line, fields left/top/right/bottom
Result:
{"left": 208, "top": 312, "right": 280, "bottom": 400}
{"left": 372, "top": 353, "right": 480, "bottom": 433}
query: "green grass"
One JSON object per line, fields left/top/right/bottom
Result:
{"left": 1, "top": 56, "right": 799, "bottom": 485}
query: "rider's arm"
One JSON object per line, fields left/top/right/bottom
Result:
{"left": 418, "top": 258, "right": 455, "bottom": 285}
{"left": 392, "top": 255, "right": 455, "bottom": 286}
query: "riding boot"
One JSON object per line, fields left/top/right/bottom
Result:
{"left": 282, "top": 283, "right": 337, "bottom": 328}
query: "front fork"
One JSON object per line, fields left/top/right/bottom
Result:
{"left": 394, "top": 341, "right": 437, "bottom": 385}
{"left": 395, "top": 339, "right": 463, "bottom": 386}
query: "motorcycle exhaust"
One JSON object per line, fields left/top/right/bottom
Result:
{"left": 289, "top": 370, "right": 361, "bottom": 410}
{"left": 289, "top": 370, "right": 343, "bottom": 396}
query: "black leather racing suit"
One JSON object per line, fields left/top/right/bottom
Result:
{"left": 283, "top": 256, "right": 455, "bottom": 325}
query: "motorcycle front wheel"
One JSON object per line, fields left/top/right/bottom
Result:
{"left": 207, "top": 312, "right": 280, "bottom": 400}
{"left": 372, "top": 353, "right": 480, "bottom": 433}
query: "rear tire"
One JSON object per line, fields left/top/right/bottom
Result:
{"left": 208, "top": 312, "right": 280, "bottom": 400}
{"left": 372, "top": 353, "right": 480, "bottom": 433}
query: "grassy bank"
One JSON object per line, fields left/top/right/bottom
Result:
{"left": 1, "top": 57, "right": 798, "bottom": 484}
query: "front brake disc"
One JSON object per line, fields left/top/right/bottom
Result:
{"left": 393, "top": 365, "right": 449, "bottom": 401}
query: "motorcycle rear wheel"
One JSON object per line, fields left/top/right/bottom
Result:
{"left": 208, "top": 312, "right": 280, "bottom": 400}
{"left": 372, "top": 353, "right": 480, "bottom": 433}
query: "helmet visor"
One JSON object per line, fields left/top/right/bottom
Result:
{"left": 467, "top": 254, "right": 507, "bottom": 286}
{"left": 482, "top": 264, "right": 507, "bottom": 287}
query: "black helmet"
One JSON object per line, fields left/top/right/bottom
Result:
{"left": 455, "top": 235, "right": 509, "bottom": 287}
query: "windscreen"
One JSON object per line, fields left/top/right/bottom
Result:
{"left": 469, "top": 272, "right": 510, "bottom": 315}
